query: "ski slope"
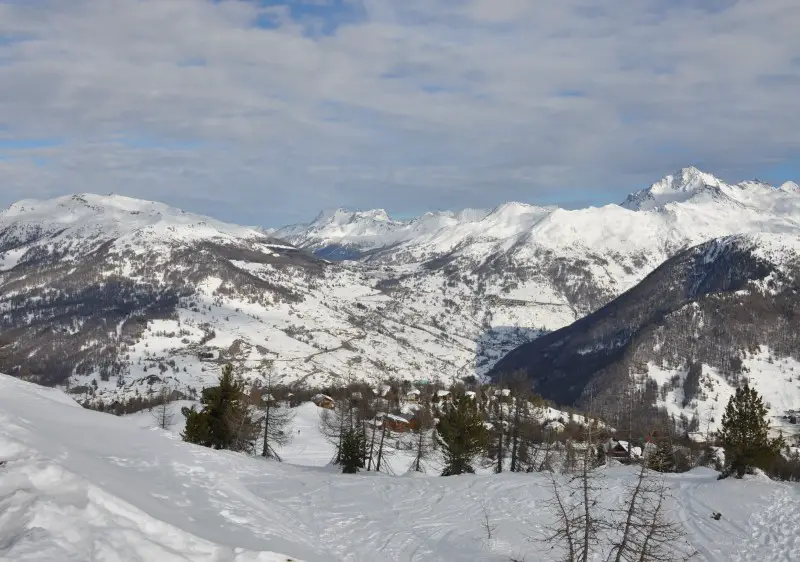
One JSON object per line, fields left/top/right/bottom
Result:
{"left": 2, "top": 375, "right": 799, "bottom": 561}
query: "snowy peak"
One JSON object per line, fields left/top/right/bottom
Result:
{"left": 621, "top": 167, "right": 726, "bottom": 210}
{"left": 780, "top": 181, "right": 800, "bottom": 194}
{"left": 275, "top": 208, "right": 409, "bottom": 251}
{"left": 311, "top": 207, "right": 394, "bottom": 226}
{"left": 0, "top": 193, "right": 273, "bottom": 271}
{"left": 1, "top": 192, "right": 264, "bottom": 243}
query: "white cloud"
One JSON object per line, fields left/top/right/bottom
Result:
{"left": 0, "top": 0, "right": 798, "bottom": 225}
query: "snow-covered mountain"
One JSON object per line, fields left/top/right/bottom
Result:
{"left": 490, "top": 232, "right": 800, "bottom": 432}
{"left": 1, "top": 167, "right": 799, "bottom": 408}
{"left": 280, "top": 167, "right": 800, "bottom": 265}
{"left": 279, "top": 167, "right": 800, "bottom": 318}
{"left": 0, "top": 194, "right": 488, "bottom": 404}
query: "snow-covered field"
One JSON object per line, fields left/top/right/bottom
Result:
{"left": 2, "top": 375, "right": 799, "bottom": 562}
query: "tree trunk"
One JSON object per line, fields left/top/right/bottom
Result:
{"left": 376, "top": 422, "right": 387, "bottom": 472}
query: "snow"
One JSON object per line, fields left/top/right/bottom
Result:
{"left": 2, "top": 375, "right": 800, "bottom": 561}
{"left": 4, "top": 169, "right": 800, "bottom": 409}
{"left": 0, "top": 193, "right": 265, "bottom": 263}
{"left": 279, "top": 168, "right": 800, "bottom": 271}
{"left": 779, "top": 181, "right": 800, "bottom": 194}
{"left": 640, "top": 347, "right": 800, "bottom": 437}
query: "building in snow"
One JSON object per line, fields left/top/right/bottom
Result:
{"left": 312, "top": 394, "right": 335, "bottom": 409}
{"left": 374, "top": 412, "right": 419, "bottom": 433}
{"left": 602, "top": 438, "right": 642, "bottom": 461}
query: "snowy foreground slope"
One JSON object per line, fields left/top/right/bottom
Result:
{"left": 2, "top": 375, "right": 799, "bottom": 562}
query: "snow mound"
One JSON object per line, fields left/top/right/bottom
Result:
{"left": 0, "top": 375, "right": 313, "bottom": 561}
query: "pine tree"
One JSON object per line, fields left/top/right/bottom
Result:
{"left": 436, "top": 396, "right": 488, "bottom": 476}
{"left": 181, "top": 404, "right": 211, "bottom": 445}
{"left": 647, "top": 440, "right": 676, "bottom": 473}
{"left": 718, "top": 384, "right": 784, "bottom": 478}
{"left": 181, "top": 364, "right": 257, "bottom": 452}
{"left": 341, "top": 425, "right": 367, "bottom": 474}
{"left": 489, "top": 396, "right": 506, "bottom": 473}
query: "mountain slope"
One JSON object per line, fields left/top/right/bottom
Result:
{"left": 0, "top": 194, "right": 486, "bottom": 403}
{"left": 1, "top": 167, "right": 799, "bottom": 406}
{"left": 280, "top": 167, "right": 800, "bottom": 321}
{"left": 3, "top": 374, "right": 799, "bottom": 562}
{"left": 489, "top": 233, "right": 800, "bottom": 431}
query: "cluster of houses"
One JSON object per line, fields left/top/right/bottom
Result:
{"left": 309, "top": 390, "right": 669, "bottom": 460}
{"left": 311, "top": 393, "right": 422, "bottom": 432}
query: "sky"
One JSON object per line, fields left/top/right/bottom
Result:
{"left": 0, "top": 0, "right": 799, "bottom": 227}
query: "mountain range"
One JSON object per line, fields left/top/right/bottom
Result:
{"left": 1, "top": 167, "right": 799, "bottom": 427}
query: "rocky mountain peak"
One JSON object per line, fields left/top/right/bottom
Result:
{"left": 620, "top": 166, "right": 726, "bottom": 210}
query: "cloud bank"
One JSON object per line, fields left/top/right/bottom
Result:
{"left": 0, "top": 0, "right": 798, "bottom": 225}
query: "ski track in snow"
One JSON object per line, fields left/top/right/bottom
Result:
{"left": 2, "top": 375, "right": 799, "bottom": 562}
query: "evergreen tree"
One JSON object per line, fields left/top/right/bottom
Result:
{"left": 181, "top": 404, "right": 210, "bottom": 445}
{"left": 718, "top": 384, "right": 783, "bottom": 478}
{"left": 436, "top": 396, "right": 488, "bottom": 476}
{"left": 647, "top": 440, "right": 676, "bottom": 473}
{"left": 181, "top": 364, "right": 258, "bottom": 452}
{"left": 489, "top": 396, "right": 506, "bottom": 473}
{"left": 340, "top": 425, "right": 367, "bottom": 474}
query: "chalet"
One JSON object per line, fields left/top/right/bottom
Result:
{"left": 603, "top": 438, "right": 642, "bottom": 461}
{"left": 377, "top": 413, "right": 419, "bottom": 433}
{"left": 544, "top": 420, "right": 565, "bottom": 433}
{"left": 432, "top": 390, "right": 451, "bottom": 404}
{"left": 312, "top": 394, "right": 335, "bottom": 409}
{"left": 406, "top": 389, "right": 421, "bottom": 402}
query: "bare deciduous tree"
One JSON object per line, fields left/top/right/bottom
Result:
{"left": 257, "top": 371, "right": 295, "bottom": 461}
{"left": 608, "top": 451, "right": 696, "bottom": 561}
{"left": 151, "top": 386, "right": 174, "bottom": 430}
{"left": 542, "top": 394, "right": 606, "bottom": 562}
{"left": 410, "top": 403, "right": 436, "bottom": 473}
{"left": 480, "top": 500, "right": 499, "bottom": 541}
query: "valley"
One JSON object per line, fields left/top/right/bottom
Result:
{"left": 1, "top": 168, "right": 800, "bottom": 429}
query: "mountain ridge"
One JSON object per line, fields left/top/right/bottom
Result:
{"left": 276, "top": 167, "right": 799, "bottom": 259}
{"left": 1, "top": 167, "right": 799, "bottom": 412}
{"left": 488, "top": 231, "right": 800, "bottom": 431}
